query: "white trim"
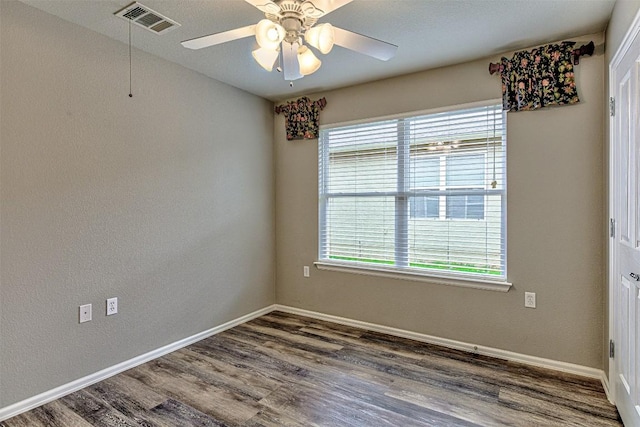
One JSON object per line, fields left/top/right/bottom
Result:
{"left": 314, "top": 261, "right": 512, "bottom": 292}
{"left": 0, "top": 305, "right": 276, "bottom": 422}
{"left": 274, "top": 304, "right": 605, "bottom": 381}
{"left": 607, "top": 45, "right": 617, "bottom": 402}
{"left": 601, "top": 371, "right": 614, "bottom": 404}
{"left": 610, "top": 8, "right": 640, "bottom": 71}
{"left": 607, "top": 5, "right": 640, "bottom": 407}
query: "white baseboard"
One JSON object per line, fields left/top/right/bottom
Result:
{"left": 0, "top": 305, "right": 277, "bottom": 422}
{"left": 600, "top": 371, "right": 614, "bottom": 404}
{"left": 273, "top": 304, "right": 609, "bottom": 387}
{"left": 0, "top": 302, "right": 612, "bottom": 421}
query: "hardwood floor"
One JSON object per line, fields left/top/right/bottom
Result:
{"left": 1, "top": 311, "right": 621, "bottom": 426}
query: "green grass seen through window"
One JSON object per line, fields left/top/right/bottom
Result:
{"left": 329, "top": 255, "right": 501, "bottom": 276}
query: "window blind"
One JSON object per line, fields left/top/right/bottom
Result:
{"left": 318, "top": 103, "right": 506, "bottom": 279}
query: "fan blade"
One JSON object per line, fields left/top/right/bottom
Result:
{"left": 333, "top": 27, "right": 397, "bottom": 61}
{"left": 303, "top": 0, "right": 353, "bottom": 17}
{"left": 282, "top": 42, "right": 303, "bottom": 81}
{"left": 244, "top": 0, "right": 281, "bottom": 14}
{"left": 181, "top": 25, "right": 256, "bottom": 50}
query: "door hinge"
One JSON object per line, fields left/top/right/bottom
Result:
{"left": 610, "top": 339, "right": 615, "bottom": 358}
{"left": 610, "top": 218, "right": 616, "bottom": 238}
{"left": 610, "top": 97, "right": 616, "bottom": 117}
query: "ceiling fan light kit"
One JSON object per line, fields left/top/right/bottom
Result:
{"left": 252, "top": 46, "right": 280, "bottom": 71}
{"left": 255, "top": 19, "right": 286, "bottom": 50}
{"left": 305, "top": 23, "right": 334, "bottom": 54}
{"left": 297, "top": 45, "right": 321, "bottom": 75}
{"left": 181, "top": 0, "right": 398, "bottom": 82}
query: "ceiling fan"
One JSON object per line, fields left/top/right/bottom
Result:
{"left": 181, "top": 0, "right": 398, "bottom": 82}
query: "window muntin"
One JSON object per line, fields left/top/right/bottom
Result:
{"left": 319, "top": 103, "right": 506, "bottom": 279}
{"left": 410, "top": 196, "right": 440, "bottom": 219}
{"left": 446, "top": 193, "right": 485, "bottom": 220}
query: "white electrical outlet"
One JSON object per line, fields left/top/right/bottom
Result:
{"left": 79, "top": 304, "right": 92, "bottom": 323}
{"left": 303, "top": 266, "right": 310, "bottom": 277}
{"left": 106, "top": 297, "right": 118, "bottom": 316}
{"left": 524, "top": 292, "right": 536, "bottom": 308}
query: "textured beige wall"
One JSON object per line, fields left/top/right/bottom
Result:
{"left": 603, "top": 0, "right": 640, "bottom": 380}
{"left": 275, "top": 33, "right": 605, "bottom": 368}
{"left": 0, "top": 1, "right": 275, "bottom": 407}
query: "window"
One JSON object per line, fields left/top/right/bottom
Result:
{"left": 318, "top": 103, "right": 506, "bottom": 280}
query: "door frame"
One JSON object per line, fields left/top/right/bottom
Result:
{"left": 608, "top": 7, "right": 640, "bottom": 406}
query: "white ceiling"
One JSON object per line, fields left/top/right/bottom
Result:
{"left": 19, "top": 0, "right": 615, "bottom": 101}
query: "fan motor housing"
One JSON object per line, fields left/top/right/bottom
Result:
{"left": 267, "top": 0, "right": 320, "bottom": 31}
{"left": 281, "top": 17, "right": 302, "bottom": 42}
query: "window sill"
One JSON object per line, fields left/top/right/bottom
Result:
{"left": 313, "top": 261, "right": 512, "bottom": 292}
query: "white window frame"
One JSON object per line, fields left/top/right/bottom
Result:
{"left": 315, "top": 100, "right": 511, "bottom": 292}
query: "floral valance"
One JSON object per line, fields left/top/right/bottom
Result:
{"left": 275, "top": 97, "right": 327, "bottom": 140}
{"left": 499, "top": 41, "right": 579, "bottom": 112}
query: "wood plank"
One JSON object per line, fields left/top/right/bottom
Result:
{"left": 125, "top": 359, "right": 262, "bottom": 425}
{"left": 237, "top": 322, "right": 344, "bottom": 352}
{"left": 149, "top": 399, "right": 227, "bottom": 427}
{"left": 0, "top": 400, "right": 93, "bottom": 427}
{"left": 59, "top": 388, "right": 143, "bottom": 427}
{"left": 190, "top": 334, "right": 314, "bottom": 384}
{"left": 172, "top": 347, "right": 282, "bottom": 399}
{"left": 267, "top": 311, "right": 366, "bottom": 338}
{"left": 83, "top": 378, "right": 175, "bottom": 427}
{"left": 498, "top": 386, "right": 621, "bottom": 426}
{"left": 385, "top": 387, "right": 553, "bottom": 427}
{"left": 97, "top": 374, "right": 167, "bottom": 409}
{"left": 254, "top": 340, "right": 490, "bottom": 426}
{"left": 243, "top": 405, "right": 316, "bottom": 427}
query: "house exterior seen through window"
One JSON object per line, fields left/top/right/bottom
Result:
{"left": 318, "top": 103, "right": 506, "bottom": 280}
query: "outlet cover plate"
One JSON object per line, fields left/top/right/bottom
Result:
{"left": 524, "top": 292, "right": 536, "bottom": 308}
{"left": 106, "top": 297, "right": 118, "bottom": 316}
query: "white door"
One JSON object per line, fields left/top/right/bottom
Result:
{"left": 611, "top": 16, "right": 640, "bottom": 427}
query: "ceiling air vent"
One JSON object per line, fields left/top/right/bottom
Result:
{"left": 115, "top": 2, "right": 180, "bottom": 35}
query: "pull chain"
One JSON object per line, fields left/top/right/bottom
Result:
{"left": 128, "top": 18, "right": 133, "bottom": 98}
